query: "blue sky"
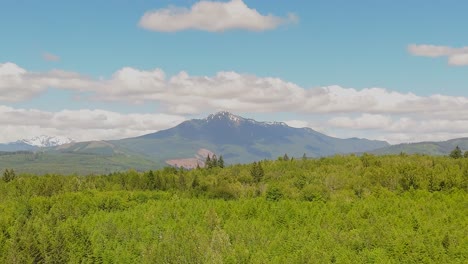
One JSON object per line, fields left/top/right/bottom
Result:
{"left": 0, "top": 0, "right": 467, "bottom": 143}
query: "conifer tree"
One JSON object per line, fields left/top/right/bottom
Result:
{"left": 250, "top": 162, "right": 264, "bottom": 182}
{"left": 212, "top": 154, "right": 218, "bottom": 168}
{"left": 155, "top": 173, "right": 162, "bottom": 190}
{"left": 192, "top": 174, "right": 200, "bottom": 188}
{"left": 218, "top": 155, "right": 224, "bottom": 168}
{"left": 449, "top": 146, "right": 462, "bottom": 159}
{"left": 283, "top": 153, "right": 289, "bottom": 161}
{"left": 147, "top": 170, "right": 155, "bottom": 190}
{"left": 178, "top": 174, "right": 186, "bottom": 190}
{"left": 205, "top": 155, "right": 212, "bottom": 168}
{"left": 464, "top": 151, "right": 468, "bottom": 158}
{"left": 2, "top": 169, "right": 15, "bottom": 182}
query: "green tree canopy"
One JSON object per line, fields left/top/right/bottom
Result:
{"left": 449, "top": 146, "right": 462, "bottom": 159}
{"left": 2, "top": 169, "right": 15, "bottom": 182}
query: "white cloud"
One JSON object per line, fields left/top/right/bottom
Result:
{"left": 0, "top": 105, "right": 186, "bottom": 143}
{"left": 328, "top": 114, "right": 393, "bottom": 130}
{"left": 284, "top": 120, "right": 310, "bottom": 128}
{"left": 42, "top": 52, "right": 60, "bottom": 62}
{"left": 448, "top": 53, "right": 468, "bottom": 66}
{"left": 3, "top": 62, "right": 468, "bottom": 117}
{"left": 139, "top": 0, "right": 298, "bottom": 32}
{"left": 408, "top": 44, "right": 468, "bottom": 66}
{"left": 0, "top": 62, "right": 92, "bottom": 102}
{"left": 3, "top": 61, "right": 468, "bottom": 143}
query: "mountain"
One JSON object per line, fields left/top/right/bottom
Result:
{"left": 0, "top": 141, "right": 38, "bottom": 152}
{"left": 371, "top": 137, "right": 468, "bottom": 155}
{"left": 20, "top": 135, "right": 74, "bottom": 147}
{"left": 0, "top": 112, "right": 390, "bottom": 174}
{"left": 113, "top": 111, "right": 390, "bottom": 165}
{"left": 0, "top": 135, "right": 74, "bottom": 152}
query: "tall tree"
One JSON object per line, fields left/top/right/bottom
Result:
{"left": 449, "top": 146, "right": 462, "bottom": 159}
{"left": 218, "top": 155, "right": 224, "bottom": 168}
{"left": 147, "top": 170, "right": 155, "bottom": 190}
{"left": 205, "top": 155, "right": 212, "bottom": 169}
{"left": 283, "top": 154, "right": 289, "bottom": 161}
{"left": 2, "top": 169, "right": 15, "bottom": 182}
{"left": 212, "top": 154, "right": 218, "bottom": 168}
{"left": 192, "top": 174, "right": 200, "bottom": 189}
{"left": 250, "top": 162, "right": 264, "bottom": 183}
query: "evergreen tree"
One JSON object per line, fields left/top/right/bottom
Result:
{"left": 212, "top": 154, "right": 218, "bottom": 168}
{"left": 192, "top": 174, "right": 200, "bottom": 189}
{"left": 302, "top": 153, "right": 307, "bottom": 161}
{"left": 449, "top": 146, "right": 462, "bottom": 159}
{"left": 283, "top": 153, "right": 289, "bottom": 161}
{"left": 257, "top": 162, "right": 264, "bottom": 181}
{"left": 155, "top": 173, "right": 162, "bottom": 190}
{"left": 205, "top": 155, "right": 212, "bottom": 169}
{"left": 250, "top": 162, "right": 264, "bottom": 182}
{"left": 464, "top": 151, "right": 468, "bottom": 158}
{"left": 2, "top": 169, "right": 15, "bottom": 182}
{"left": 218, "top": 155, "right": 224, "bottom": 168}
{"left": 178, "top": 174, "right": 186, "bottom": 190}
{"left": 147, "top": 170, "right": 155, "bottom": 190}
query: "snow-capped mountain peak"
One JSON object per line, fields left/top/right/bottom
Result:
{"left": 206, "top": 111, "right": 287, "bottom": 127}
{"left": 207, "top": 111, "right": 244, "bottom": 123}
{"left": 18, "top": 135, "right": 75, "bottom": 147}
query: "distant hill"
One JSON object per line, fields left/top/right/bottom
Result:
{"left": 0, "top": 142, "right": 38, "bottom": 152}
{"left": 371, "top": 138, "right": 468, "bottom": 155}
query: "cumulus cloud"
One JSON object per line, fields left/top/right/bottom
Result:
{"left": 139, "top": 0, "right": 298, "bottom": 32}
{"left": 3, "top": 61, "right": 468, "bottom": 143}
{"left": 0, "top": 62, "right": 92, "bottom": 102}
{"left": 0, "top": 105, "right": 186, "bottom": 143}
{"left": 42, "top": 52, "right": 60, "bottom": 62}
{"left": 408, "top": 44, "right": 468, "bottom": 66}
{"left": 3, "top": 62, "right": 468, "bottom": 116}
{"left": 324, "top": 113, "right": 468, "bottom": 144}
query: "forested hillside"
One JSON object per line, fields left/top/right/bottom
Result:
{"left": 0, "top": 154, "right": 466, "bottom": 263}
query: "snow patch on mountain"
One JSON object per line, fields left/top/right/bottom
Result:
{"left": 206, "top": 111, "right": 288, "bottom": 127}
{"left": 18, "top": 135, "right": 75, "bottom": 147}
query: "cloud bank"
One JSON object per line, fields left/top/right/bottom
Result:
{"left": 0, "top": 105, "right": 185, "bottom": 143}
{"left": 139, "top": 0, "right": 298, "bottom": 32}
{"left": 2, "top": 62, "right": 468, "bottom": 143}
{"left": 408, "top": 44, "right": 468, "bottom": 66}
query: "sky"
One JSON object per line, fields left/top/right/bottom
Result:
{"left": 1, "top": 0, "right": 468, "bottom": 144}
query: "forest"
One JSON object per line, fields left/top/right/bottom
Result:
{"left": 0, "top": 154, "right": 466, "bottom": 263}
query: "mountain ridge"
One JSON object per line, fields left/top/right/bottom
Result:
{"left": 0, "top": 111, "right": 393, "bottom": 173}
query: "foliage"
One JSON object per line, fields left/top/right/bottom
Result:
{"left": 0, "top": 154, "right": 466, "bottom": 263}
{"left": 205, "top": 154, "right": 225, "bottom": 169}
{"left": 450, "top": 146, "right": 463, "bottom": 159}
{"left": 250, "top": 161, "right": 264, "bottom": 182}
{"left": 2, "top": 168, "right": 15, "bottom": 182}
